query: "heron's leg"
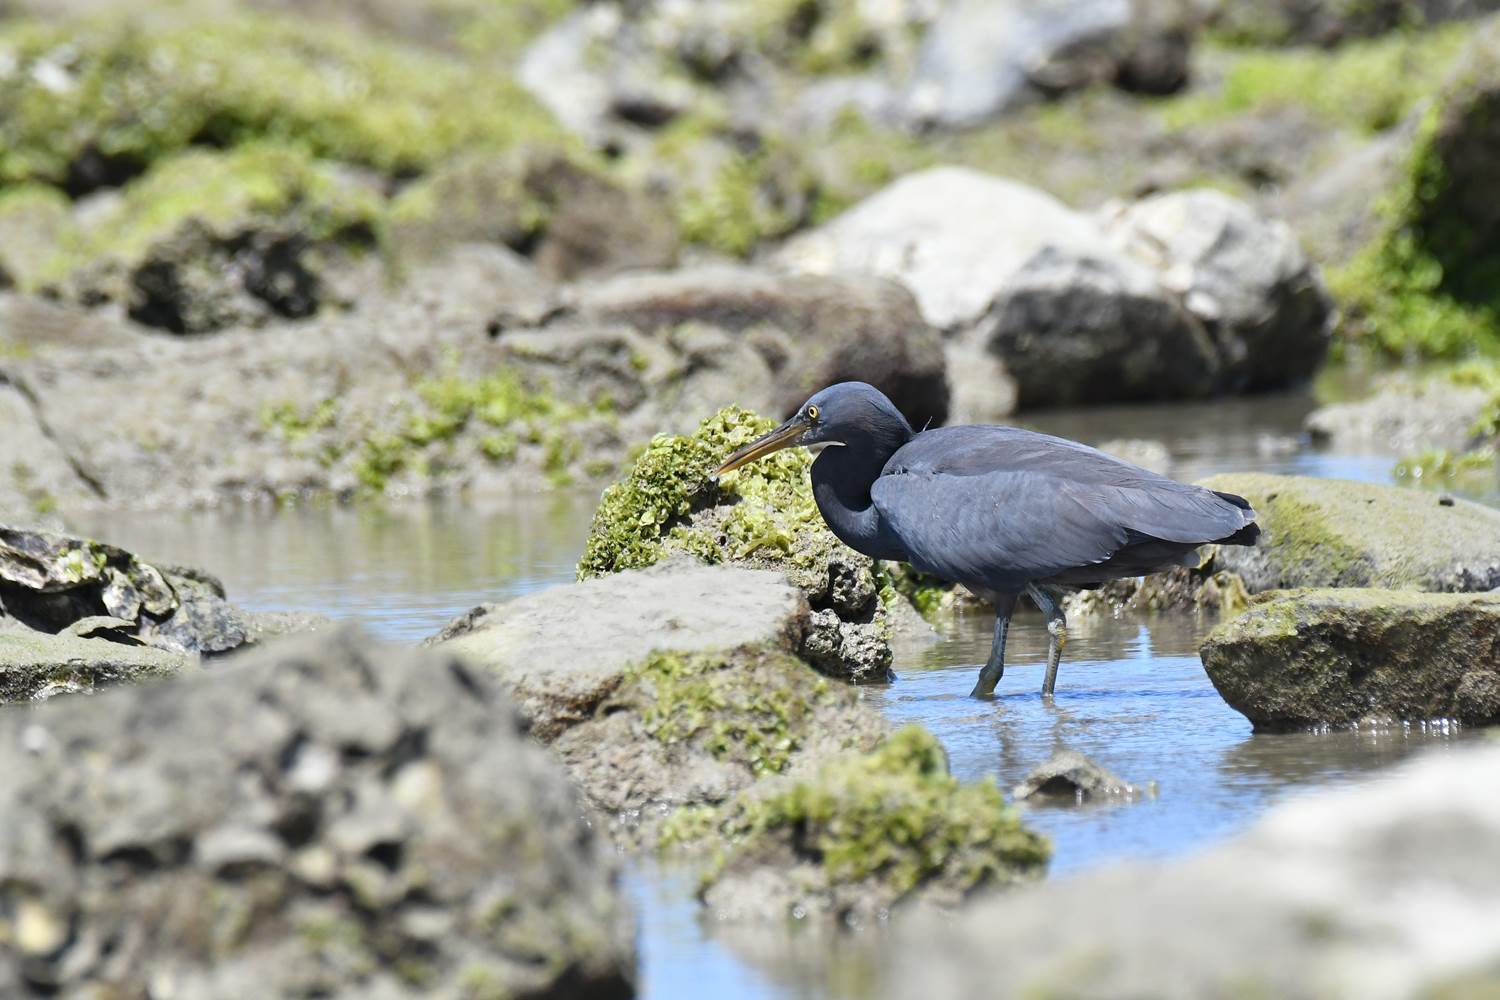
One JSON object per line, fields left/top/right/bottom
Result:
{"left": 1026, "top": 584, "right": 1067, "bottom": 698}
{"left": 970, "top": 592, "right": 1019, "bottom": 699}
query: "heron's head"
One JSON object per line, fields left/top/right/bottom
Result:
{"left": 714, "top": 382, "right": 913, "bottom": 480}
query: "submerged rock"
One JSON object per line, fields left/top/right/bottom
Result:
{"left": 884, "top": 740, "right": 1500, "bottom": 999}
{"left": 1198, "top": 473, "right": 1500, "bottom": 592}
{"left": 1305, "top": 373, "right": 1492, "bottom": 455}
{"left": 431, "top": 561, "right": 887, "bottom": 842}
{"left": 1200, "top": 588, "right": 1500, "bottom": 730}
{"left": 1013, "top": 750, "right": 1139, "bottom": 803}
{"left": 577, "top": 406, "right": 906, "bottom": 684}
{"left": 0, "top": 628, "right": 636, "bottom": 998}
{"left": 659, "top": 726, "right": 1050, "bottom": 923}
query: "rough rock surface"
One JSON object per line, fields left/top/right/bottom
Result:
{"left": 570, "top": 265, "right": 949, "bottom": 428}
{"left": 885, "top": 740, "right": 1500, "bottom": 999}
{"left": 1210, "top": 0, "right": 1500, "bottom": 45}
{"left": 431, "top": 561, "right": 888, "bottom": 841}
{"left": 0, "top": 628, "right": 636, "bottom": 999}
{"left": 1103, "top": 189, "right": 1333, "bottom": 391}
{"left": 1200, "top": 588, "right": 1500, "bottom": 730}
{"left": 1065, "top": 557, "right": 1250, "bottom": 616}
{"left": 1198, "top": 472, "right": 1500, "bottom": 592}
{"left": 0, "top": 629, "right": 191, "bottom": 704}
{"left": 1305, "top": 377, "right": 1491, "bottom": 455}
{"left": 1013, "top": 750, "right": 1138, "bottom": 802}
{"left": 576, "top": 406, "right": 910, "bottom": 684}
{"left": 661, "top": 726, "right": 1050, "bottom": 923}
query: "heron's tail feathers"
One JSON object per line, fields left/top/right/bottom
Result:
{"left": 1209, "top": 490, "right": 1260, "bottom": 547}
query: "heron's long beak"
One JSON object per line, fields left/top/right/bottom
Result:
{"left": 714, "top": 415, "right": 808, "bottom": 480}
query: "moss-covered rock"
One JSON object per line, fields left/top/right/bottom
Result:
{"left": 1198, "top": 472, "right": 1500, "bottom": 593}
{"left": 1200, "top": 588, "right": 1500, "bottom": 730}
{"left": 577, "top": 406, "right": 896, "bottom": 683}
{"left": 0, "top": 13, "right": 566, "bottom": 190}
{"left": 0, "top": 628, "right": 191, "bottom": 703}
{"left": 429, "top": 561, "right": 887, "bottom": 843}
{"left": 658, "top": 725, "right": 1050, "bottom": 922}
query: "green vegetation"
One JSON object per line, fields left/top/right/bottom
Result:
{"left": 876, "top": 562, "right": 957, "bottom": 623}
{"left": 577, "top": 405, "right": 827, "bottom": 578}
{"left": 1158, "top": 26, "right": 1470, "bottom": 134}
{"left": 352, "top": 369, "right": 587, "bottom": 493}
{"left": 660, "top": 725, "right": 1050, "bottom": 901}
{"left": 1394, "top": 361, "right": 1500, "bottom": 485}
{"left": 625, "top": 650, "right": 833, "bottom": 776}
{"left": 0, "top": 13, "right": 566, "bottom": 188}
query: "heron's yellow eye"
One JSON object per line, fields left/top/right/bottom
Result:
{"left": 807, "top": 404, "right": 820, "bottom": 421}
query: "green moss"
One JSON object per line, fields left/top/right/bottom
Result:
{"left": 30, "top": 143, "right": 383, "bottom": 289}
{"left": 1157, "top": 27, "right": 1470, "bottom": 134}
{"left": 351, "top": 368, "right": 585, "bottom": 493}
{"left": 625, "top": 650, "right": 832, "bottom": 776}
{"left": 1394, "top": 446, "right": 1497, "bottom": 485}
{"left": 261, "top": 398, "right": 339, "bottom": 443}
{"left": 576, "top": 406, "right": 824, "bottom": 579}
{"left": 660, "top": 726, "right": 1050, "bottom": 900}
{"left": 876, "top": 562, "right": 957, "bottom": 623}
{"left": 0, "top": 13, "right": 566, "bottom": 188}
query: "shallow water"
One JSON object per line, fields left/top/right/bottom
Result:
{"left": 68, "top": 390, "right": 1484, "bottom": 1000}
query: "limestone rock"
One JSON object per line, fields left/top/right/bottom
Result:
{"left": 0, "top": 628, "right": 636, "bottom": 998}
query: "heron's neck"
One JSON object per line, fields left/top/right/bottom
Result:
{"left": 810, "top": 439, "right": 908, "bottom": 561}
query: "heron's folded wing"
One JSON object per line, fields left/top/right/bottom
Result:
{"left": 871, "top": 469, "right": 1129, "bottom": 591}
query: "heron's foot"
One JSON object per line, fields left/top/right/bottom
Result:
{"left": 970, "top": 662, "right": 1004, "bottom": 699}
{"left": 1042, "top": 618, "right": 1066, "bottom": 698}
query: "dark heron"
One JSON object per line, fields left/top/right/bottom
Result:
{"left": 715, "top": 382, "right": 1259, "bottom": 698}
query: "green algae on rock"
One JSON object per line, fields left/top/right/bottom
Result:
{"left": 0, "top": 13, "right": 566, "bottom": 189}
{"left": 659, "top": 725, "right": 1050, "bottom": 921}
{"left": 1201, "top": 588, "right": 1500, "bottom": 730}
{"left": 577, "top": 406, "right": 895, "bottom": 683}
{"left": 1198, "top": 472, "right": 1500, "bottom": 593}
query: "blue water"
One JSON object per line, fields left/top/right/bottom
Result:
{"left": 70, "top": 390, "right": 1486, "bottom": 1000}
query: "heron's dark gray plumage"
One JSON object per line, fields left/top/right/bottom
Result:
{"left": 716, "top": 381, "right": 1260, "bottom": 699}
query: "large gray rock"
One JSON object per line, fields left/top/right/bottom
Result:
{"left": 0, "top": 628, "right": 636, "bottom": 999}
{"left": 1209, "top": 0, "right": 1500, "bottom": 45}
{"left": 1198, "top": 473, "right": 1500, "bottom": 593}
{"left": 431, "top": 562, "right": 888, "bottom": 841}
{"left": 1201, "top": 589, "right": 1500, "bottom": 730}
{"left": 777, "top": 168, "right": 1329, "bottom": 408}
{"left": 1103, "top": 189, "right": 1333, "bottom": 392}
{"left": 570, "top": 265, "right": 950, "bottom": 429}
{"left": 0, "top": 628, "right": 191, "bottom": 703}
{"left": 884, "top": 740, "right": 1500, "bottom": 999}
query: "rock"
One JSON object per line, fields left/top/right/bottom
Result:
{"left": 1096, "top": 438, "right": 1172, "bottom": 475}
{"left": 1209, "top": 0, "right": 1500, "bottom": 45}
{"left": 431, "top": 561, "right": 888, "bottom": 841}
{"left": 386, "top": 149, "right": 678, "bottom": 281}
{"left": 980, "top": 243, "right": 1218, "bottom": 408}
{"left": 883, "top": 740, "right": 1500, "bottom": 999}
{"left": 0, "top": 629, "right": 191, "bottom": 704}
{"left": 660, "top": 726, "right": 1050, "bottom": 922}
{"left": 60, "top": 615, "right": 142, "bottom": 643}
{"left": 575, "top": 406, "right": 905, "bottom": 684}
{"left": 1305, "top": 376, "right": 1491, "bottom": 455}
{"left": 0, "top": 371, "right": 100, "bottom": 523}
{"left": 1198, "top": 473, "right": 1500, "bottom": 593}
{"left": 1102, "top": 189, "right": 1333, "bottom": 392}
{"left": 1200, "top": 589, "right": 1500, "bottom": 730}
{"left": 776, "top": 167, "right": 1110, "bottom": 333}
{"left": 779, "top": 168, "right": 1327, "bottom": 408}
{"left": 123, "top": 219, "right": 326, "bottom": 335}
{"left": 1013, "top": 750, "right": 1139, "bottom": 802}
{"left": 0, "top": 524, "right": 261, "bottom": 657}
{"left": 570, "top": 265, "right": 949, "bottom": 429}
{"left": 904, "top": 0, "right": 1190, "bottom": 128}
{"left": 0, "top": 628, "right": 636, "bottom": 998}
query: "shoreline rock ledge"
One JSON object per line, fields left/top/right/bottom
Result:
{"left": 0, "top": 628, "right": 636, "bottom": 999}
